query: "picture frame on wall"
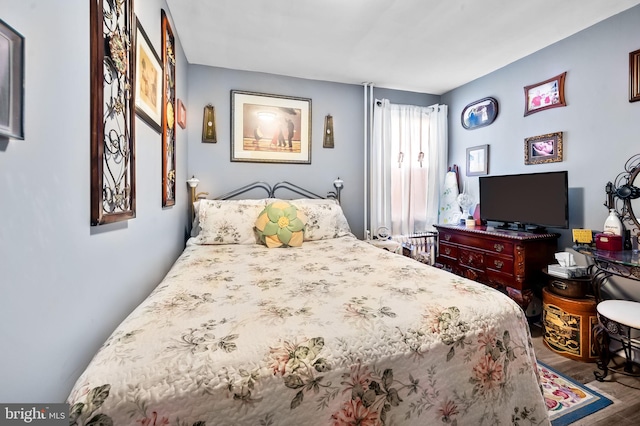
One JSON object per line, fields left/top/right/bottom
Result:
{"left": 0, "top": 19, "right": 25, "bottom": 140}
{"left": 134, "top": 17, "right": 162, "bottom": 133}
{"left": 177, "top": 99, "right": 186, "bottom": 129}
{"left": 161, "top": 9, "right": 176, "bottom": 207}
{"left": 466, "top": 144, "right": 489, "bottom": 176}
{"left": 461, "top": 97, "right": 498, "bottom": 130}
{"left": 231, "top": 90, "right": 311, "bottom": 164}
{"left": 90, "top": 0, "right": 136, "bottom": 225}
{"left": 524, "top": 132, "right": 563, "bottom": 165}
{"left": 523, "top": 72, "right": 567, "bottom": 116}
{"left": 630, "top": 48, "right": 640, "bottom": 102}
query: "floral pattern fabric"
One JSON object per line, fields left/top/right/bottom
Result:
{"left": 194, "top": 199, "right": 267, "bottom": 245}
{"left": 67, "top": 235, "right": 549, "bottom": 426}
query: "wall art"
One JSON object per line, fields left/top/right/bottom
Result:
{"left": 90, "top": 0, "right": 136, "bottom": 225}
{"left": 630, "top": 48, "right": 640, "bottom": 102}
{"left": 466, "top": 144, "right": 489, "bottom": 176}
{"left": 202, "top": 104, "right": 217, "bottom": 143}
{"left": 177, "top": 98, "right": 186, "bottom": 128}
{"left": 0, "top": 19, "right": 24, "bottom": 139}
{"left": 231, "top": 90, "right": 311, "bottom": 164}
{"left": 161, "top": 9, "right": 176, "bottom": 207}
{"left": 524, "top": 132, "right": 563, "bottom": 165}
{"left": 134, "top": 17, "right": 162, "bottom": 132}
{"left": 524, "top": 72, "right": 567, "bottom": 116}
{"left": 461, "top": 97, "right": 498, "bottom": 130}
{"left": 323, "top": 114, "right": 334, "bottom": 148}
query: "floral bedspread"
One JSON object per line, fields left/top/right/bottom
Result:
{"left": 67, "top": 235, "right": 550, "bottom": 425}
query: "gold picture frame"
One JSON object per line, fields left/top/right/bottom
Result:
{"left": 231, "top": 90, "right": 311, "bottom": 164}
{"left": 524, "top": 132, "right": 563, "bottom": 165}
{"left": 134, "top": 17, "right": 162, "bottom": 133}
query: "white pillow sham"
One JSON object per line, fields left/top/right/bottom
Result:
{"left": 193, "top": 199, "right": 268, "bottom": 245}
{"left": 287, "top": 198, "right": 352, "bottom": 240}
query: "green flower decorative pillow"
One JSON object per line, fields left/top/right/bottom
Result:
{"left": 255, "top": 201, "right": 306, "bottom": 248}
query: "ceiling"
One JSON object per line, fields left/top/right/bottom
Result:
{"left": 165, "top": 0, "right": 640, "bottom": 95}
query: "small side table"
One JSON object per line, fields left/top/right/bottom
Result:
{"left": 541, "top": 287, "right": 598, "bottom": 363}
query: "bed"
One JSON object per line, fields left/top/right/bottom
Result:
{"left": 67, "top": 181, "right": 550, "bottom": 426}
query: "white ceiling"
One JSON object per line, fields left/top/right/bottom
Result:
{"left": 166, "top": 0, "right": 640, "bottom": 95}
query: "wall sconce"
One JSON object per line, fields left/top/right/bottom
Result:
{"left": 202, "top": 104, "right": 217, "bottom": 143}
{"left": 323, "top": 114, "right": 334, "bottom": 148}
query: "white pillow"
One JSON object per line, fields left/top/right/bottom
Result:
{"left": 288, "top": 198, "right": 352, "bottom": 240}
{"left": 193, "top": 199, "right": 268, "bottom": 244}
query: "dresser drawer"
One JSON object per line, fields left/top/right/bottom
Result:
{"left": 474, "top": 239, "right": 514, "bottom": 256}
{"left": 485, "top": 254, "right": 514, "bottom": 275}
{"left": 459, "top": 248, "right": 485, "bottom": 270}
{"left": 447, "top": 232, "right": 514, "bottom": 256}
{"left": 439, "top": 242, "right": 458, "bottom": 260}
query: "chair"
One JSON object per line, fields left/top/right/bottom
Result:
{"left": 594, "top": 299, "right": 640, "bottom": 381}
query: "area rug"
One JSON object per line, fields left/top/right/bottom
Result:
{"left": 538, "top": 361, "right": 613, "bottom": 426}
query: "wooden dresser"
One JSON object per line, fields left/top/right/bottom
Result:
{"left": 434, "top": 224, "right": 559, "bottom": 308}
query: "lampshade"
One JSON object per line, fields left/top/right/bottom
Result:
{"left": 186, "top": 176, "right": 200, "bottom": 188}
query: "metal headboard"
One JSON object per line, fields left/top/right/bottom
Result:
{"left": 214, "top": 181, "right": 273, "bottom": 200}
{"left": 212, "top": 178, "right": 343, "bottom": 203}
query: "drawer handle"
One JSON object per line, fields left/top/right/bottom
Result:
{"left": 494, "top": 260, "right": 504, "bottom": 269}
{"left": 551, "top": 280, "right": 568, "bottom": 290}
{"left": 494, "top": 243, "right": 504, "bottom": 253}
{"left": 444, "top": 234, "right": 451, "bottom": 241}
{"left": 444, "top": 247, "right": 451, "bottom": 255}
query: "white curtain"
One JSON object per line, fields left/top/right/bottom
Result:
{"left": 370, "top": 99, "right": 448, "bottom": 237}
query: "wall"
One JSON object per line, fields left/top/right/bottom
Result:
{"left": 441, "top": 5, "right": 640, "bottom": 300}
{"left": 441, "top": 5, "right": 640, "bottom": 251}
{"left": 184, "top": 67, "right": 440, "bottom": 239}
{"left": 0, "top": 0, "right": 189, "bottom": 402}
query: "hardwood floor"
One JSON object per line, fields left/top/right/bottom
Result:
{"left": 530, "top": 323, "right": 640, "bottom": 425}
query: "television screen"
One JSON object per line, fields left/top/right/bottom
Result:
{"left": 479, "top": 171, "right": 568, "bottom": 230}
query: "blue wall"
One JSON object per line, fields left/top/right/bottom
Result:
{"left": 0, "top": 0, "right": 189, "bottom": 402}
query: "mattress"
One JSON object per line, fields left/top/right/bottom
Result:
{"left": 67, "top": 235, "right": 549, "bottom": 425}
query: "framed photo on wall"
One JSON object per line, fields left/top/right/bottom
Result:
{"left": 0, "top": 19, "right": 24, "bottom": 140}
{"left": 630, "top": 48, "right": 640, "bottom": 102}
{"left": 524, "top": 132, "right": 563, "bottom": 165}
{"left": 523, "top": 72, "right": 567, "bottom": 116}
{"left": 466, "top": 144, "right": 489, "bottom": 176}
{"left": 461, "top": 97, "right": 498, "bottom": 130}
{"left": 231, "top": 90, "right": 311, "bottom": 164}
{"left": 134, "top": 17, "right": 162, "bottom": 133}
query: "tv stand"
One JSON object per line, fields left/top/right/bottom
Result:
{"left": 434, "top": 224, "right": 559, "bottom": 309}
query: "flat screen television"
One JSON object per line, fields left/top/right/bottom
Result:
{"left": 479, "top": 171, "right": 568, "bottom": 232}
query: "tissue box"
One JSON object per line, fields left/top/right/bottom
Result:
{"left": 595, "top": 233, "right": 623, "bottom": 251}
{"left": 547, "top": 264, "right": 589, "bottom": 279}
